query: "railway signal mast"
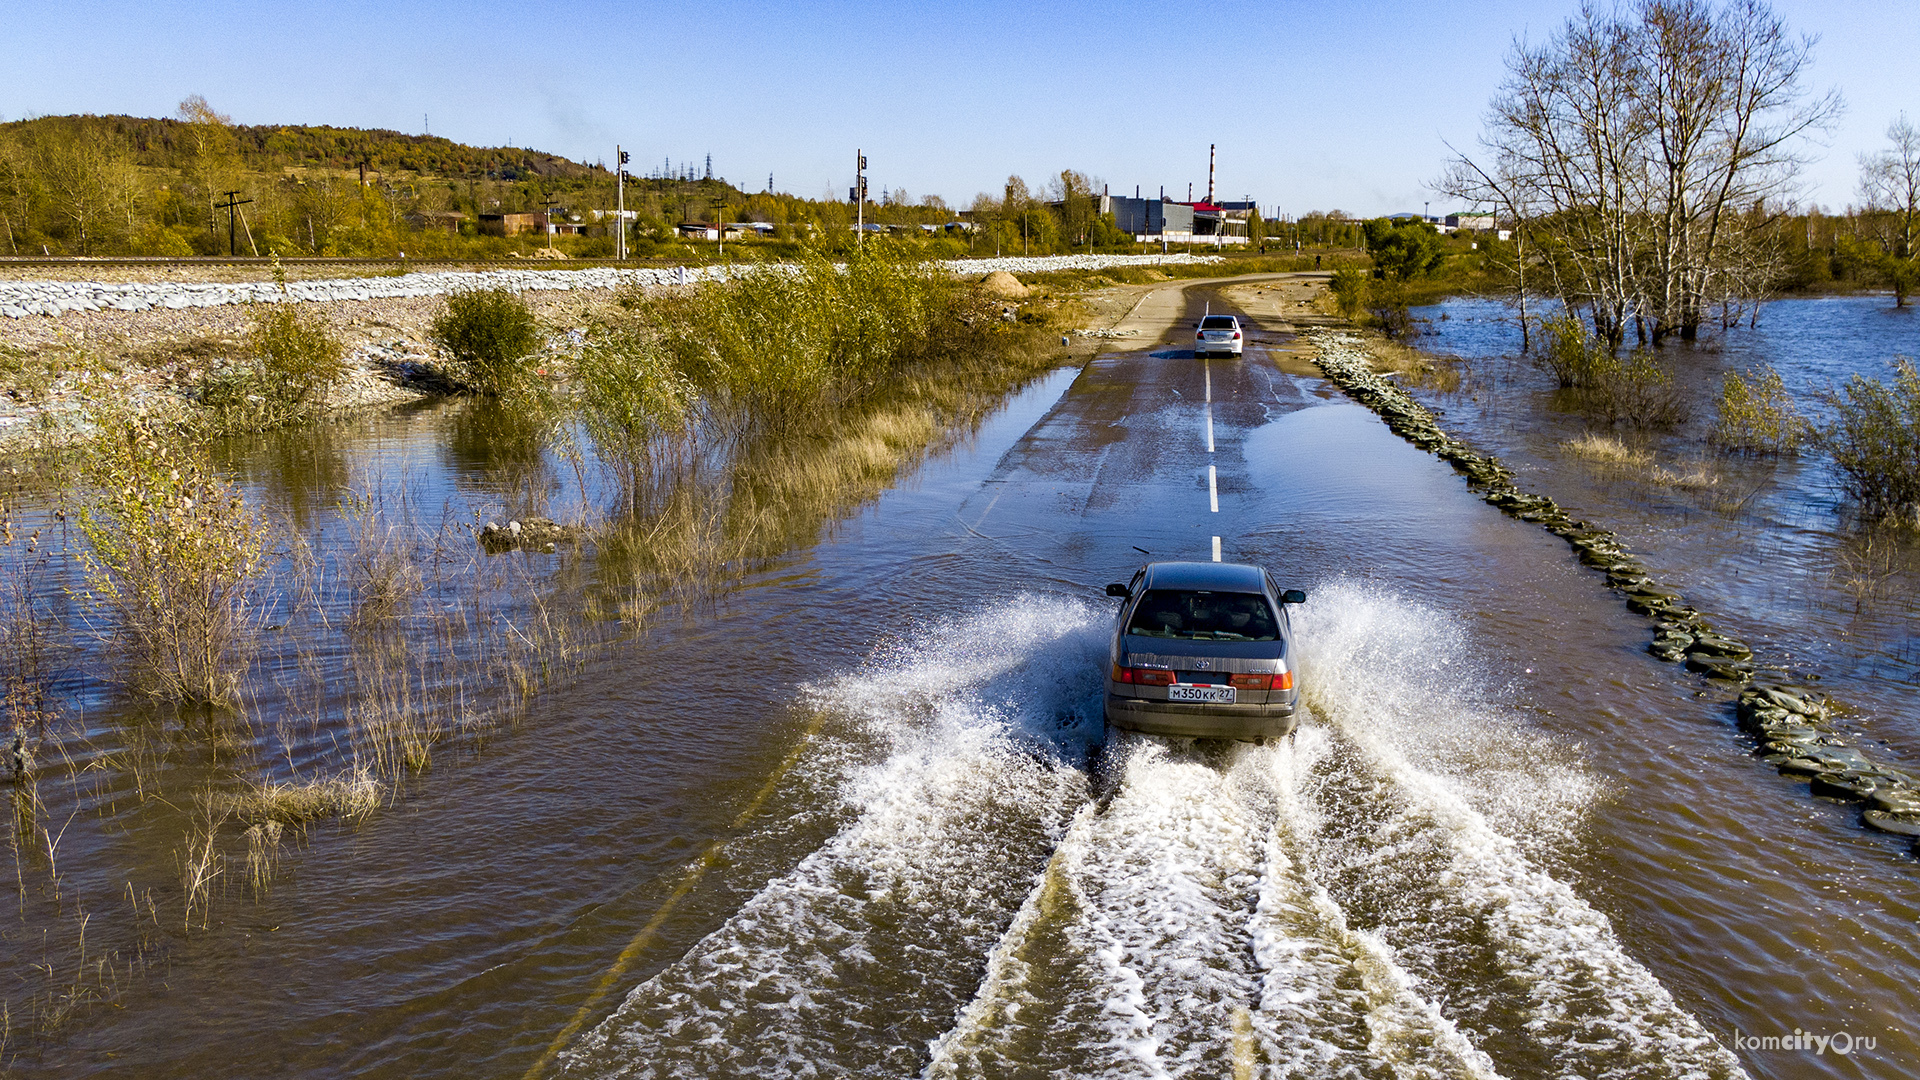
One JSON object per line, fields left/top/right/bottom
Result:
{"left": 851, "top": 150, "right": 867, "bottom": 244}
{"left": 616, "top": 146, "right": 630, "bottom": 260}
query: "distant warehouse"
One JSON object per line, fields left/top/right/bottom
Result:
{"left": 1098, "top": 194, "right": 1252, "bottom": 246}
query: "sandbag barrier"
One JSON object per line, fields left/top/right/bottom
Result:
{"left": 1305, "top": 329, "right": 1920, "bottom": 844}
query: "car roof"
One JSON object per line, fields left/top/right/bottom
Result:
{"left": 1139, "top": 561, "right": 1267, "bottom": 593}
{"left": 1201, "top": 315, "right": 1238, "bottom": 325}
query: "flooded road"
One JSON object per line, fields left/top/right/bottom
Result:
{"left": 20, "top": 281, "right": 1916, "bottom": 1078}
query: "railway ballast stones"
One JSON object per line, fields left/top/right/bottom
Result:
{"left": 0, "top": 253, "right": 1225, "bottom": 320}
{"left": 1306, "top": 328, "right": 1920, "bottom": 844}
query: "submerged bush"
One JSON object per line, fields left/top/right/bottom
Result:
{"left": 1538, "top": 314, "right": 1688, "bottom": 427}
{"left": 430, "top": 288, "right": 541, "bottom": 394}
{"left": 639, "top": 244, "right": 978, "bottom": 436}
{"left": 579, "top": 243, "right": 1031, "bottom": 520}
{"left": 1816, "top": 357, "right": 1920, "bottom": 523}
{"left": 1536, "top": 314, "right": 1610, "bottom": 388}
{"left": 1711, "top": 365, "right": 1806, "bottom": 453}
{"left": 76, "top": 421, "right": 271, "bottom": 705}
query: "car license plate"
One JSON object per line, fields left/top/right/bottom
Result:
{"left": 1168, "top": 685, "right": 1235, "bottom": 704}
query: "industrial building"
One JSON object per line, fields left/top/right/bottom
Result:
{"left": 1097, "top": 193, "right": 1253, "bottom": 246}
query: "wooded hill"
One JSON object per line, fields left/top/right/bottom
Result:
{"left": 1, "top": 114, "right": 602, "bottom": 182}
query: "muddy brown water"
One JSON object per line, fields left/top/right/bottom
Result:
{"left": 6, "top": 281, "right": 1916, "bottom": 1078}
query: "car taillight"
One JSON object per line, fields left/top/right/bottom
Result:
{"left": 1228, "top": 673, "right": 1270, "bottom": 690}
{"left": 1112, "top": 665, "right": 1174, "bottom": 686}
{"left": 1232, "top": 331, "right": 1241, "bottom": 339}
{"left": 1195, "top": 330, "right": 1204, "bottom": 338}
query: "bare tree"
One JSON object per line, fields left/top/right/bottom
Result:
{"left": 1639, "top": 0, "right": 1840, "bottom": 341}
{"left": 35, "top": 123, "right": 121, "bottom": 254}
{"left": 0, "top": 131, "right": 31, "bottom": 255}
{"left": 177, "top": 94, "right": 239, "bottom": 239}
{"left": 1859, "top": 114, "right": 1920, "bottom": 304}
{"left": 1445, "top": 0, "right": 1837, "bottom": 350}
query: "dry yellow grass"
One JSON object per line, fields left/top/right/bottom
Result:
{"left": 1561, "top": 432, "right": 1653, "bottom": 465}
{"left": 222, "top": 772, "right": 384, "bottom": 825}
{"left": 1363, "top": 336, "right": 1462, "bottom": 392}
{"left": 1649, "top": 463, "right": 1720, "bottom": 490}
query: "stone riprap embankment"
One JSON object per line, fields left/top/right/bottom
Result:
{"left": 0, "top": 253, "right": 1222, "bottom": 320}
{"left": 1306, "top": 328, "right": 1920, "bottom": 844}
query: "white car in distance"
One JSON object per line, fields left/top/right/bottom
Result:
{"left": 1195, "top": 314, "right": 1244, "bottom": 358}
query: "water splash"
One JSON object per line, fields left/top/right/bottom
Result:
{"left": 558, "top": 596, "right": 1108, "bottom": 1078}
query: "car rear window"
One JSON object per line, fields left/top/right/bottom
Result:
{"left": 1126, "top": 590, "right": 1279, "bottom": 641}
{"left": 1201, "top": 316, "right": 1237, "bottom": 329}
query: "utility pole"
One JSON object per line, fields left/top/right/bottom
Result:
{"left": 616, "top": 145, "right": 629, "bottom": 260}
{"left": 214, "top": 191, "right": 252, "bottom": 257}
{"left": 541, "top": 194, "right": 560, "bottom": 250}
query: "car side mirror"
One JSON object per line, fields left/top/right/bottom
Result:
{"left": 1281, "top": 589, "right": 1307, "bottom": 605}
{"left": 1105, "top": 583, "right": 1130, "bottom": 598}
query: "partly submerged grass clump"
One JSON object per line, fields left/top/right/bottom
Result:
{"left": 1363, "top": 335, "right": 1462, "bottom": 392}
{"left": 222, "top": 772, "right": 384, "bottom": 826}
{"left": 1562, "top": 431, "right": 1653, "bottom": 465}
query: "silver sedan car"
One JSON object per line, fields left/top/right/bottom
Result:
{"left": 1103, "top": 561, "right": 1306, "bottom": 743}
{"left": 1194, "top": 314, "right": 1244, "bottom": 357}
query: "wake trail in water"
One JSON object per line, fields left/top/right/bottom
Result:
{"left": 564, "top": 585, "right": 1747, "bottom": 1079}
{"left": 1285, "top": 579, "right": 1748, "bottom": 1080}
{"left": 557, "top": 597, "right": 1108, "bottom": 1079}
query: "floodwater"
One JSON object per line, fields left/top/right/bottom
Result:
{"left": 1411, "top": 295, "right": 1920, "bottom": 758}
{"left": 7, "top": 283, "right": 1918, "bottom": 1078}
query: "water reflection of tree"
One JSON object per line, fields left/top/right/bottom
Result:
{"left": 211, "top": 421, "right": 351, "bottom": 529}
{"left": 440, "top": 396, "right": 558, "bottom": 523}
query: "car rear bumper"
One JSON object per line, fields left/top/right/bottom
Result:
{"left": 1104, "top": 694, "right": 1298, "bottom": 742}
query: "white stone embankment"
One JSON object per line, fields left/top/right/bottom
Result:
{"left": 0, "top": 253, "right": 1223, "bottom": 320}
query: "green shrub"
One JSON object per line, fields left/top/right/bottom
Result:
{"left": 190, "top": 305, "right": 345, "bottom": 429}
{"left": 77, "top": 421, "right": 271, "bottom": 704}
{"left": 429, "top": 288, "right": 542, "bottom": 395}
{"left": 1577, "top": 350, "right": 1689, "bottom": 428}
{"left": 1329, "top": 268, "right": 1369, "bottom": 320}
{"left": 1365, "top": 278, "right": 1413, "bottom": 338}
{"left": 1815, "top": 358, "right": 1920, "bottom": 522}
{"left": 1536, "top": 314, "right": 1610, "bottom": 388}
{"left": 248, "top": 304, "right": 346, "bottom": 406}
{"left": 1711, "top": 365, "right": 1806, "bottom": 453}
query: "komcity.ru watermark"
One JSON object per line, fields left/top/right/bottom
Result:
{"left": 1733, "top": 1029, "right": 1877, "bottom": 1055}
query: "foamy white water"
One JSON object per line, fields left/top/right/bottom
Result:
{"left": 1288, "top": 580, "right": 1747, "bottom": 1080}
{"left": 563, "top": 586, "right": 1747, "bottom": 1079}
{"left": 557, "top": 597, "right": 1108, "bottom": 1078}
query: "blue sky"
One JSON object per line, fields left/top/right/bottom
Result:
{"left": 4, "top": 1, "right": 1912, "bottom": 216}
